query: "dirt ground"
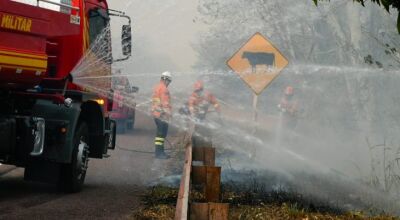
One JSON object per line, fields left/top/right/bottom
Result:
{"left": 0, "top": 111, "right": 180, "bottom": 220}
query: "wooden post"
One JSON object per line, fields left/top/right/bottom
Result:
{"left": 175, "top": 144, "right": 192, "bottom": 220}
{"left": 193, "top": 147, "right": 216, "bottom": 166}
{"left": 190, "top": 203, "right": 229, "bottom": 220}
{"left": 192, "top": 166, "right": 221, "bottom": 202}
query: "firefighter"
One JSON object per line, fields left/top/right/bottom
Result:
{"left": 151, "top": 71, "right": 172, "bottom": 159}
{"left": 188, "top": 80, "right": 220, "bottom": 121}
{"left": 186, "top": 80, "right": 221, "bottom": 147}
{"left": 278, "top": 86, "right": 298, "bottom": 128}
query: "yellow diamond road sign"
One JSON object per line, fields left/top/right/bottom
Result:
{"left": 227, "top": 33, "right": 289, "bottom": 95}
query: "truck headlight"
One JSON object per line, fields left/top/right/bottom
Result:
{"left": 30, "top": 118, "right": 45, "bottom": 156}
{"left": 93, "top": 99, "right": 105, "bottom": 105}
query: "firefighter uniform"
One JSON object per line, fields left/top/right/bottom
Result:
{"left": 278, "top": 86, "right": 298, "bottom": 129}
{"left": 188, "top": 81, "right": 220, "bottom": 121}
{"left": 188, "top": 81, "right": 220, "bottom": 148}
{"left": 152, "top": 72, "right": 172, "bottom": 158}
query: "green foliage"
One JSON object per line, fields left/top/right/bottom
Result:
{"left": 314, "top": 0, "right": 400, "bottom": 33}
{"left": 364, "top": 43, "right": 399, "bottom": 68}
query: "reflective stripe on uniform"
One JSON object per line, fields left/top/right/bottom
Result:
{"left": 155, "top": 141, "right": 164, "bottom": 146}
{"left": 155, "top": 137, "right": 165, "bottom": 141}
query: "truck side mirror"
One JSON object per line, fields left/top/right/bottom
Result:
{"left": 109, "top": 10, "right": 132, "bottom": 63}
{"left": 131, "top": 86, "right": 139, "bottom": 93}
{"left": 122, "top": 25, "right": 132, "bottom": 56}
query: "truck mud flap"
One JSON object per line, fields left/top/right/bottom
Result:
{"left": 0, "top": 118, "right": 16, "bottom": 161}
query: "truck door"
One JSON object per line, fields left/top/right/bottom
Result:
{"left": 86, "top": 7, "right": 113, "bottom": 157}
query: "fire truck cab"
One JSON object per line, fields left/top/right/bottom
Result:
{"left": 111, "top": 74, "right": 138, "bottom": 134}
{"left": 0, "top": 0, "right": 132, "bottom": 192}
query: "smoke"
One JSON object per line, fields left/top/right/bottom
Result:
{"left": 100, "top": 0, "right": 209, "bottom": 111}
{"left": 68, "top": 0, "right": 400, "bottom": 215}
{"left": 190, "top": 0, "right": 400, "bottom": 215}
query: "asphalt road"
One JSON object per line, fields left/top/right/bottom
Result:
{"left": 0, "top": 112, "right": 179, "bottom": 220}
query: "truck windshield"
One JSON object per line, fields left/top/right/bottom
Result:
{"left": 88, "top": 8, "right": 112, "bottom": 63}
{"left": 88, "top": 8, "right": 110, "bottom": 45}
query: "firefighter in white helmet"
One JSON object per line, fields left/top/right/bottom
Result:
{"left": 151, "top": 71, "right": 172, "bottom": 159}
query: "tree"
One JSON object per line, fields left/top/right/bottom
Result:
{"left": 314, "top": 0, "right": 400, "bottom": 33}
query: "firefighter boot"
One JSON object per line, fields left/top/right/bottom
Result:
{"left": 155, "top": 145, "right": 162, "bottom": 158}
{"left": 157, "top": 146, "right": 170, "bottom": 159}
{"left": 159, "top": 148, "right": 170, "bottom": 160}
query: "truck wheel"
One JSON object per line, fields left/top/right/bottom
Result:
{"left": 59, "top": 122, "right": 90, "bottom": 193}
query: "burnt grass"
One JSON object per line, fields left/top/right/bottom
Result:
{"left": 133, "top": 169, "right": 400, "bottom": 219}
{"left": 219, "top": 169, "right": 399, "bottom": 216}
{"left": 139, "top": 174, "right": 350, "bottom": 216}
{"left": 220, "top": 170, "right": 345, "bottom": 215}
{"left": 134, "top": 133, "right": 399, "bottom": 218}
{"left": 137, "top": 165, "right": 400, "bottom": 215}
{"left": 141, "top": 172, "right": 345, "bottom": 214}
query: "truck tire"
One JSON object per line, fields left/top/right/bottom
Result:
{"left": 59, "top": 122, "right": 90, "bottom": 193}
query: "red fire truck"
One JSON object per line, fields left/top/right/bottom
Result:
{"left": 0, "top": 0, "right": 132, "bottom": 192}
{"left": 111, "top": 74, "right": 138, "bottom": 134}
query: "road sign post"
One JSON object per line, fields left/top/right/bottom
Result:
{"left": 253, "top": 94, "right": 259, "bottom": 134}
{"left": 252, "top": 93, "right": 258, "bottom": 122}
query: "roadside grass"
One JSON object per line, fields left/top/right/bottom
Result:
{"left": 130, "top": 185, "right": 399, "bottom": 220}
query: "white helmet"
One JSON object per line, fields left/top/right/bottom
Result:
{"left": 161, "top": 71, "right": 172, "bottom": 80}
